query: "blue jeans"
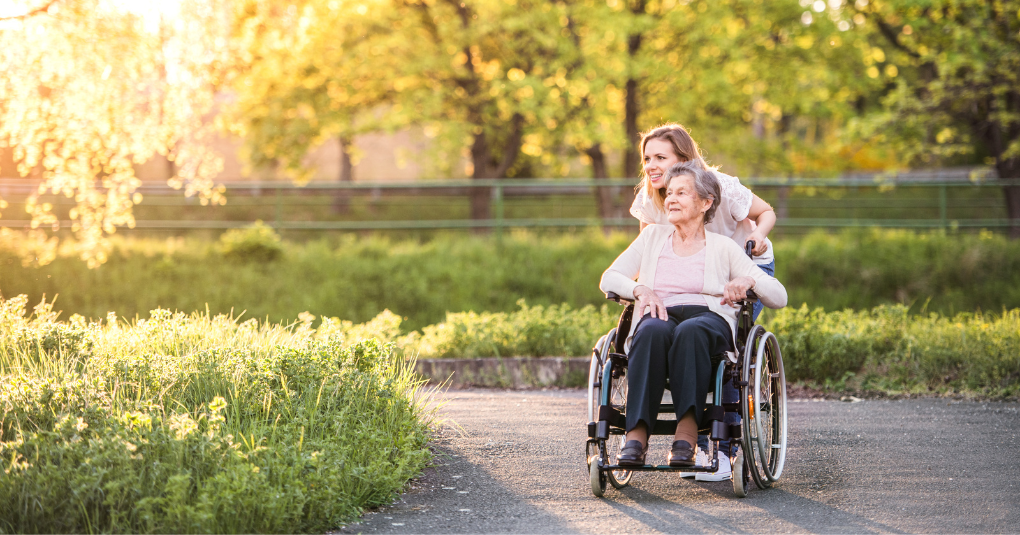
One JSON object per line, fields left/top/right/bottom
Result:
{"left": 699, "top": 260, "right": 776, "bottom": 458}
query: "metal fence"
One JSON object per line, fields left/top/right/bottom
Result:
{"left": 0, "top": 176, "right": 1016, "bottom": 235}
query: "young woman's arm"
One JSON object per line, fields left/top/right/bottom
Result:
{"left": 745, "top": 195, "right": 776, "bottom": 256}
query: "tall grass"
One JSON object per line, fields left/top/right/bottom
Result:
{"left": 0, "top": 296, "right": 434, "bottom": 533}
{"left": 2, "top": 228, "right": 1020, "bottom": 332}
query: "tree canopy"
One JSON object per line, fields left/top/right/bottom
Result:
{"left": 3, "top": 0, "right": 1019, "bottom": 266}
{"left": 0, "top": 0, "right": 230, "bottom": 266}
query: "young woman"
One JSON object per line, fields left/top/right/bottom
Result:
{"left": 629, "top": 123, "right": 779, "bottom": 481}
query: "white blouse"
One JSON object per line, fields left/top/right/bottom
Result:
{"left": 629, "top": 170, "right": 774, "bottom": 263}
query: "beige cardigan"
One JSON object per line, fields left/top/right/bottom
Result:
{"left": 600, "top": 225, "right": 788, "bottom": 350}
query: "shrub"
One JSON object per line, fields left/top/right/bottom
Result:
{"left": 766, "top": 304, "right": 1020, "bottom": 396}
{"left": 218, "top": 221, "right": 284, "bottom": 262}
{"left": 0, "top": 297, "right": 433, "bottom": 534}
{"left": 401, "top": 299, "right": 619, "bottom": 358}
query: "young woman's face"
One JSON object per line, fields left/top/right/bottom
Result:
{"left": 643, "top": 138, "right": 683, "bottom": 189}
{"left": 664, "top": 174, "right": 710, "bottom": 225}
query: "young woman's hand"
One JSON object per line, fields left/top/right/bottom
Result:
{"left": 634, "top": 285, "right": 668, "bottom": 321}
{"left": 721, "top": 276, "right": 756, "bottom": 307}
{"left": 747, "top": 228, "right": 769, "bottom": 256}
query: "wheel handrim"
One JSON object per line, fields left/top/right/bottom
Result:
{"left": 753, "top": 332, "right": 786, "bottom": 481}
{"left": 602, "top": 348, "right": 631, "bottom": 486}
{"left": 741, "top": 325, "right": 771, "bottom": 489}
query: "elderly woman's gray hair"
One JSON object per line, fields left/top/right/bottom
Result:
{"left": 662, "top": 159, "right": 721, "bottom": 223}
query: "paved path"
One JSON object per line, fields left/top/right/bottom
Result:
{"left": 341, "top": 389, "right": 1020, "bottom": 534}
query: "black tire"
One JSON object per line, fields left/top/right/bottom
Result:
{"left": 740, "top": 326, "right": 788, "bottom": 489}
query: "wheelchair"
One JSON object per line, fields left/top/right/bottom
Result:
{"left": 585, "top": 245, "right": 788, "bottom": 498}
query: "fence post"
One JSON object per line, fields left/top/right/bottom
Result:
{"left": 275, "top": 187, "right": 282, "bottom": 229}
{"left": 939, "top": 184, "right": 947, "bottom": 230}
{"left": 493, "top": 182, "right": 504, "bottom": 245}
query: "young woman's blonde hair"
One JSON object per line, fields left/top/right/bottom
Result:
{"left": 636, "top": 123, "right": 713, "bottom": 212}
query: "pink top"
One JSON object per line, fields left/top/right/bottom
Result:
{"left": 653, "top": 234, "right": 708, "bottom": 307}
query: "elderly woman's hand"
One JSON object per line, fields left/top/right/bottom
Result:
{"left": 634, "top": 285, "right": 668, "bottom": 321}
{"left": 721, "top": 276, "right": 756, "bottom": 308}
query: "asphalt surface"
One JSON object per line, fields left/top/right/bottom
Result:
{"left": 340, "top": 389, "right": 1020, "bottom": 534}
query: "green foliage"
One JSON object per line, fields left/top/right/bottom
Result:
{"left": 0, "top": 296, "right": 433, "bottom": 533}
{"left": 846, "top": 0, "right": 1020, "bottom": 177}
{"left": 394, "top": 297, "right": 1020, "bottom": 396}
{"left": 4, "top": 229, "right": 1020, "bottom": 333}
{"left": 773, "top": 228, "right": 1020, "bottom": 313}
{"left": 226, "top": 0, "right": 890, "bottom": 184}
{"left": 769, "top": 304, "right": 1020, "bottom": 397}
{"left": 403, "top": 299, "right": 619, "bottom": 359}
{"left": 219, "top": 221, "right": 285, "bottom": 262}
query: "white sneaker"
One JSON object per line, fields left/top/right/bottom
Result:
{"left": 696, "top": 452, "right": 732, "bottom": 481}
{"left": 678, "top": 448, "right": 710, "bottom": 478}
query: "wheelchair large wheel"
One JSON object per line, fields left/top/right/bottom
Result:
{"left": 586, "top": 330, "right": 632, "bottom": 492}
{"left": 587, "top": 331, "right": 614, "bottom": 424}
{"left": 740, "top": 325, "right": 788, "bottom": 490}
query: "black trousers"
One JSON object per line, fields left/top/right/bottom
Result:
{"left": 625, "top": 305, "right": 733, "bottom": 434}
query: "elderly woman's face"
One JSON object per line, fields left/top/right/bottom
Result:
{"left": 664, "top": 174, "right": 712, "bottom": 226}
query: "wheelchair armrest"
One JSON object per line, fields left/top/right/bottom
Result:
{"left": 745, "top": 288, "right": 759, "bottom": 301}
{"left": 605, "top": 291, "right": 634, "bottom": 305}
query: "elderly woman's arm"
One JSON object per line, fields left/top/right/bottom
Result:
{"left": 599, "top": 231, "right": 645, "bottom": 300}
{"left": 720, "top": 240, "right": 788, "bottom": 309}
{"left": 600, "top": 229, "right": 670, "bottom": 320}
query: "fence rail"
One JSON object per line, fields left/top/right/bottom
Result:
{"left": 1, "top": 177, "right": 1017, "bottom": 234}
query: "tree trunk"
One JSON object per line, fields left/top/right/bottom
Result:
{"left": 998, "top": 157, "right": 1020, "bottom": 239}
{"left": 624, "top": 77, "right": 640, "bottom": 180}
{"left": 587, "top": 144, "right": 619, "bottom": 233}
{"left": 332, "top": 136, "right": 354, "bottom": 214}
{"left": 623, "top": 10, "right": 644, "bottom": 179}
{"left": 469, "top": 133, "right": 492, "bottom": 223}
{"left": 468, "top": 114, "right": 524, "bottom": 231}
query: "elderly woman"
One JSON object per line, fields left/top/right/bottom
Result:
{"left": 600, "top": 160, "right": 788, "bottom": 467}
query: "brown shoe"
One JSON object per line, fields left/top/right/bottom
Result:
{"left": 668, "top": 440, "right": 696, "bottom": 467}
{"left": 616, "top": 440, "right": 648, "bottom": 466}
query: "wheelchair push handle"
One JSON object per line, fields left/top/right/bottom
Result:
{"left": 605, "top": 291, "right": 634, "bottom": 305}
{"left": 744, "top": 240, "right": 760, "bottom": 302}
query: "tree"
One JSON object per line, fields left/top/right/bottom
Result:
{"left": 0, "top": 0, "right": 231, "bottom": 266}
{"left": 848, "top": 0, "right": 1020, "bottom": 236}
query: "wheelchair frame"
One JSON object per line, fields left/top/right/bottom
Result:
{"left": 585, "top": 284, "right": 788, "bottom": 498}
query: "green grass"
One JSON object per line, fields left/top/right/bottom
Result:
{"left": 2, "top": 228, "right": 1020, "bottom": 332}
{"left": 0, "top": 296, "right": 434, "bottom": 533}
